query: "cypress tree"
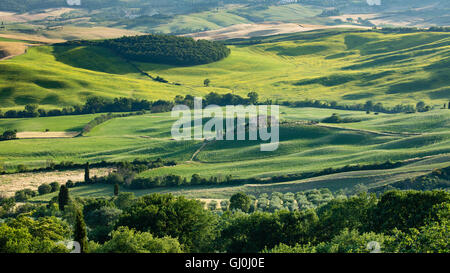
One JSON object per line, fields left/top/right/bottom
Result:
{"left": 74, "top": 208, "right": 88, "bottom": 253}
{"left": 114, "top": 183, "right": 119, "bottom": 196}
{"left": 84, "top": 162, "right": 90, "bottom": 182}
{"left": 58, "top": 185, "right": 69, "bottom": 211}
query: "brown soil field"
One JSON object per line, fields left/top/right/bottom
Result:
{"left": 16, "top": 132, "right": 80, "bottom": 139}
{"left": 0, "top": 41, "right": 31, "bottom": 60}
{"left": 0, "top": 168, "right": 113, "bottom": 197}
{"left": 0, "top": 8, "right": 77, "bottom": 23}
{"left": 0, "top": 33, "right": 64, "bottom": 44}
{"left": 185, "top": 22, "right": 371, "bottom": 40}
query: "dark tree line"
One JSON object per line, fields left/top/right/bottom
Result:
{"left": 282, "top": 99, "right": 432, "bottom": 114}
{"left": 90, "top": 160, "right": 406, "bottom": 190}
{"left": 1, "top": 92, "right": 437, "bottom": 120}
{"left": 60, "top": 34, "right": 231, "bottom": 66}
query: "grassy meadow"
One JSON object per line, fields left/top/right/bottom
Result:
{"left": 0, "top": 29, "right": 449, "bottom": 109}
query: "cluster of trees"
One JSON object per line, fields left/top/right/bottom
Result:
{"left": 0, "top": 98, "right": 152, "bottom": 119}
{"left": 216, "top": 189, "right": 338, "bottom": 214}
{"left": 221, "top": 190, "right": 450, "bottom": 253}
{"left": 1, "top": 155, "right": 175, "bottom": 175}
{"left": 380, "top": 27, "right": 450, "bottom": 33}
{"left": 4, "top": 189, "right": 448, "bottom": 253}
{"left": 0, "top": 130, "right": 17, "bottom": 141}
{"left": 321, "top": 113, "right": 361, "bottom": 123}
{"left": 61, "top": 34, "right": 231, "bottom": 66}
{"left": 282, "top": 99, "right": 431, "bottom": 114}
{"left": 253, "top": 189, "right": 336, "bottom": 213}
{"left": 319, "top": 8, "right": 340, "bottom": 17}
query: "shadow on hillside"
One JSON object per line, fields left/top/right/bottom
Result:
{"left": 52, "top": 45, "right": 139, "bottom": 75}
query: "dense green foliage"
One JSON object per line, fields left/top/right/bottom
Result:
{"left": 1, "top": 190, "right": 449, "bottom": 253}
{"left": 322, "top": 113, "right": 360, "bottom": 123}
{"left": 117, "top": 194, "right": 218, "bottom": 252}
{"left": 0, "top": 130, "right": 17, "bottom": 141}
{"left": 0, "top": 215, "right": 70, "bottom": 253}
{"left": 94, "top": 227, "right": 182, "bottom": 253}
{"left": 62, "top": 34, "right": 231, "bottom": 66}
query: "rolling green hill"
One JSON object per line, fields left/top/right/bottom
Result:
{"left": 0, "top": 29, "right": 449, "bottom": 109}
{"left": 1, "top": 107, "right": 449, "bottom": 176}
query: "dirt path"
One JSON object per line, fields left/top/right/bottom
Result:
{"left": 188, "top": 140, "right": 213, "bottom": 162}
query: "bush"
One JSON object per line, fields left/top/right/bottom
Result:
{"left": 0, "top": 130, "right": 17, "bottom": 141}
{"left": 38, "top": 184, "right": 52, "bottom": 195}
{"left": 96, "top": 227, "right": 183, "bottom": 253}
{"left": 14, "top": 189, "right": 37, "bottom": 202}
{"left": 49, "top": 182, "right": 60, "bottom": 193}
{"left": 230, "top": 193, "right": 252, "bottom": 213}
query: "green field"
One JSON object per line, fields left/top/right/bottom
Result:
{"left": 1, "top": 106, "right": 449, "bottom": 178}
{"left": 1, "top": 28, "right": 449, "bottom": 202}
{"left": 1, "top": 29, "right": 449, "bottom": 109}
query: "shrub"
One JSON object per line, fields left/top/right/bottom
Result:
{"left": 38, "top": 184, "right": 52, "bottom": 195}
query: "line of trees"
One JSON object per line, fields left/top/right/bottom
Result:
{"left": 282, "top": 99, "right": 432, "bottom": 114}
{"left": 379, "top": 26, "right": 450, "bottom": 33}
{"left": 1, "top": 92, "right": 439, "bottom": 120}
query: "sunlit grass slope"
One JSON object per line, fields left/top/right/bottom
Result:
{"left": 1, "top": 29, "right": 449, "bottom": 109}
{"left": 138, "top": 30, "right": 450, "bottom": 107}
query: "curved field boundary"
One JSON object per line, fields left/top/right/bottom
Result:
{"left": 315, "top": 122, "right": 422, "bottom": 137}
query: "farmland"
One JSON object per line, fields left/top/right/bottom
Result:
{"left": 0, "top": 1, "right": 449, "bottom": 255}
{"left": 1, "top": 106, "right": 449, "bottom": 200}
{"left": 0, "top": 28, "right": 449, "bottom": 200}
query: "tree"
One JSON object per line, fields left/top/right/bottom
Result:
{"left": 58, "top": 185, "right": 69, "bottom": 211}
{"left": 247, "top": 92, "right": 259, "bottom": 105}
{"left": 1, "top": 130, "right": 17, "bottom": 141}
{"left": 0, "top": 215, "right": 69, "bottom": 253}
{"left": 416, "top": 101, "right": 426, "bottom": 112}
{"left": 117, "top": 194, "right": 218, "bottom": 252}
{"left": 24, "top": 104, "right": 39, "bottom": 117}
{"left": 38, "top": 184, "right": 52, "bottom": 195}
{"left": 49, "top": 182, "right": 60, "bottom": 193}
{"left": 114, "top": 183, "right": 119, "bottom": 196}
{"left": 74, "top": 208, "right": 88, "bottom": 253}
{"left": 84, "top": 162, "right": 90, "bottom": 183}
{"left": 230, "top": 193, "right": 251, "bottom": 212}
{"left": 204, "top": 79, "right": 211, "bottom": 87}
{"left": 369, "top": 190, "right": 450, "bottom": 233}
